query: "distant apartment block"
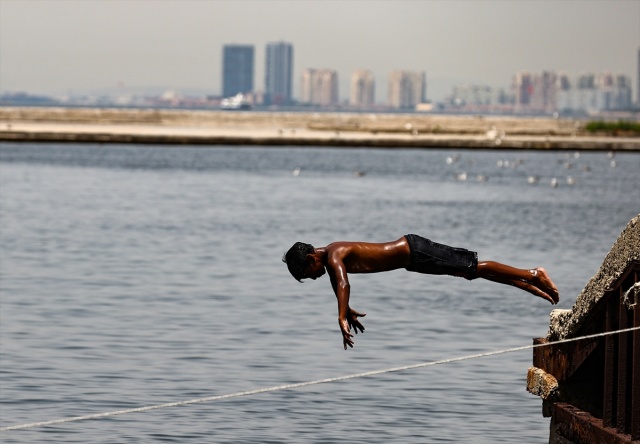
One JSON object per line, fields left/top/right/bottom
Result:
{"left": 514, "top": 70, "right": 631, "bottom": 114}
{"left": 449, "top": 84, "right": 512, "bottom": 107}
{"left": 388, "top": 71, "right": 426, "bottom": 109}
{"left": 529, "top": 71, "right": 560, "bottom": 114}
{"left": 300, "top": 69, "right": 339, "bottom": 106}
{"left": 222, "top": 44, "right": 254, "bottom": 98}
{"left": 556, "top": 73, "right": 632, "bottom": 113}
{"left": 350, "top": 70, "right": 375, "bottom": 107}
{"left": 265, "top": 42, "right": 294, "bottom": 105}
{"left": 513, "top": 72, "right": 534, "bottom": 110}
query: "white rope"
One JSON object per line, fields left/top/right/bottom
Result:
{"left": 623, "top": 282, "right": 640, "bottom": 308}
{"left": 2, "top": 326, "right": 638, "bottom": 432}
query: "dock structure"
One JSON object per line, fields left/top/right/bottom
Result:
{"left": 1, "top": 107, "right": 639, "bottom": 151}
{"left": 528, "top": 215, "right": 640, "bottom": 443}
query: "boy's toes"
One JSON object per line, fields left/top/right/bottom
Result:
{"left": 535, "top": 267, "right": 559, "bottom": 300}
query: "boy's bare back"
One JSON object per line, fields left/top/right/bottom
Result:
{"left": 321, "top": 238, "right": 411, "bottom": 274}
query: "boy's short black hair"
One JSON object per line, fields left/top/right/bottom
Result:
{"left": 283, "top": 242, "right": 315, "bottom": 282}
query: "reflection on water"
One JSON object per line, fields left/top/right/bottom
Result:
{"left": 1, "top": 143, "right": 638, "bottom": 443}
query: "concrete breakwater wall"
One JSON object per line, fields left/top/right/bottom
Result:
{"left": 1, "top": 107, "right": 639, "bottom": 151}
{"left": 0, "top": 106, "right": 584, "bottom": 134}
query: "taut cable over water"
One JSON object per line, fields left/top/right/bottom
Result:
{"left": 1, "top": 326, "right": 638, "bottom": 432}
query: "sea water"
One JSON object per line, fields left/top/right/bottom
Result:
{"left": 1, "top": 143, "right": 638, "bottom": 443}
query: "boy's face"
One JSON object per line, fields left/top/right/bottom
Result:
{"left": 304, "top": 254, "right": 325, "bottom": 280}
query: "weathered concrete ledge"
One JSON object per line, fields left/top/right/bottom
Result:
{"left": 527, "top": 366, "right": 559, "bottom": 400}
{"left": 547, "top": 214, "right": 640, "bottom": 340}
{"left": 1, "top": 106, "right": 639, "bottom": 151}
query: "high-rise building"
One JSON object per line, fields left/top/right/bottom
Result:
{"left": 300, "top": 69, "right": 338, "bottom": 106}
{"left": 387, "top": 71, "right": 426, "bottom": 109}
{"left": 530, "top": 71, "right": 558, "bottom": 113}
{"left": 350, "top": 70, "right": 375, "bottom": 107}
{"left": 513, "top": 72, "right": 534, "bottom": 111}
{"left": 265, "top": 42, "right": 294, "bottom": 105}
{"left": 555, "top": 74, "right": 573, "bottom": 111}
{"left": 222, "top": 44, "right": 254, "bottom": 98}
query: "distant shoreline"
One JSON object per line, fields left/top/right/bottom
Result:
{"left": 1, "top": 106, "right": 638, "bottom": 151}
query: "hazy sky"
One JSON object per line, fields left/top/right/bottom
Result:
{"left": 1, "top": 0, "right": 638, "bottom": 102}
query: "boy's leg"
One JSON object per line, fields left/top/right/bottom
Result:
{"left": 475, "top": 261, "right": 559, "bottom": 304}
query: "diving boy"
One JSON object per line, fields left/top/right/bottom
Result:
{"left": 283, "top": 235, "right": 559, "bottom": 349}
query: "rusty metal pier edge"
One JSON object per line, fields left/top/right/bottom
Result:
{"left": 533, "top": 262, "right": 640, "bottom": 444}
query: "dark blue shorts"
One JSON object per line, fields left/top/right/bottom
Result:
{"left": 404, "top": 234, "right": 478, "bottom": 280}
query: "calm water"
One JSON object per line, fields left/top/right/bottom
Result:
{"left": 1, "top": 143, "right": 638, "bottom": 443}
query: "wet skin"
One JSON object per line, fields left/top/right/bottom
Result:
{"left": 302, "top": 237, "right": 560, "bottom": 350}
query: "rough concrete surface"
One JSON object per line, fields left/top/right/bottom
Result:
{"left": 527, "top": 366, "right": 560, "bottom": 400}
{"left": 548, "top": 214, "right": 640, "bottom": 340}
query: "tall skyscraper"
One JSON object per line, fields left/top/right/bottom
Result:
{"left": 387, "top": 71, "right": 426, "bottom": 109}
{"left": 222, "top": 44, "right": 254, "bottom": 98}
{"left": 513, "top": 72, "right": 534, "bottom": 111}
{"left": 350, "top": 70, "right": 375, "bottom": 107}
{"left": 265, "top": 42, "right": 294, "bottom": 105}
{"left": 300, "top": 69, "right": 338, "bottom": 106}
{"left": 530, "top": 71, "right": 558, "bottom": 113}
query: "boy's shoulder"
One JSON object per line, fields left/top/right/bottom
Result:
{"left": 325, "top": 241, "right": 360, "bottom": 253}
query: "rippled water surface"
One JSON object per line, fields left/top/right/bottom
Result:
{"left": 1, "top": 143, "right": 638, "bottom": 443}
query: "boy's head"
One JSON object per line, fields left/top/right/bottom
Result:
{"left": 283, "top": 242, "right": 315, "bottom": 282}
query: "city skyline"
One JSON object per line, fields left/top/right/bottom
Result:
{"left": 0, "top": 1, "right": 638, "bottom": 103}
{"left": 218, "top": 43, "right": 632, "bottom": 113}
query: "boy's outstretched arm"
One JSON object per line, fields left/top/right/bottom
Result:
{"left": 328, "top": 257, "right": 365, "bottom": 349}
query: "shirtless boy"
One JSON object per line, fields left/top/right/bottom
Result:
{"left": 283, "top": 234, "right": 559, "bottom": 349}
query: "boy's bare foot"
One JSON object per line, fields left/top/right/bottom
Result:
{"left": 509, "top": 279, "right": 557, "bottom": 304}
{"left": 529, "top": 267, "right": 559, "bottom": 304}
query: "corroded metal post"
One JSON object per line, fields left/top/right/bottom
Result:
{"left": 603, "top": 298, "right": 615, "bottom": 428}
{"left": 617, "top": 287, "right": 628, "bottom": 434}
{"left": 631, "top": 276, "right": 640, "bottom": 440}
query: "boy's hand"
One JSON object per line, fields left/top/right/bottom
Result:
{"left": 347, "top": 307, "right": 366, "bottom": 334}
{"left": 339, "top": 318, "right": 353, "bottom": 349}
{"left": 339, "top": 308, "right": 366, "bottom": 350}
